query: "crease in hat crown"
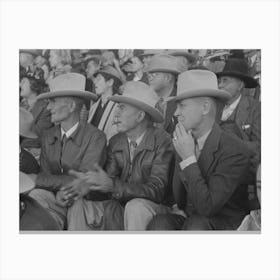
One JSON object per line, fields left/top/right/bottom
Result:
{"left": 108, "top": 81, "right": 164, "bottom": 123}
{"left": 37, "top": 73, "right": 98, "bottom": 101}
{"left": 145, "top": 54, "right": 181, "bottom": 74}
{"left": 172, "top": 70, "right": 231, "bottom": 102}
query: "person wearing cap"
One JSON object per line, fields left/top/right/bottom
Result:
{"left": 217, "top": 58, "right": 261, "bottom": 181}
{"left": 67, "top": 81, "right": 173, "bottom": 230}
{"left": 168, "top": 49, "right": 197, "bottom": 72}
{"left": 147, "top": 70, "right": 252, "bottom": 230}
{"left": 87, "top": 66, "right": 123, "bottom": 141}
{"left": 28, "top": 73, "right": 107, "bottom": 230}
{"left": 146, "top": 54, "right": 181, "bottom": 135}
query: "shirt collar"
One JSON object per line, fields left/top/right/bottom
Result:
{"left": 61, "top": 122, "right": 79, "bottom": 139}
{"left": 196, "top": 129, "right": 212, "bottom": 151}
{"left": 226, "top": 94, "right": 242, "bottom": 110}
{"left": 127, "top": 130, "right": 147, "bottom": 147}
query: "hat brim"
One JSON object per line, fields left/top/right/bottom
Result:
{"left": 37, "top": 90, "right": 98, "bottom": 101}
{"left": 168, "top": 89, "right": 231, "bottom": 103}
{"left": 216, "top": 71, "right": 258, "bottom": 88}
{"left": 168, "top": 52, "right": 196, "bottom": 64}
{"left": 20, "top": 130, "right": 37, "bottom": 139}
{"left": 20, "top": 172, "right": 35, "bottom": 193}
{"left": 145, "top": 68, "right": 180, "bottom": 75}
{"left": 108, "top": 96, "right": 164, "bottom": 123}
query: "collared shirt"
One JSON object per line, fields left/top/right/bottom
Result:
{"left": 127, "top": 131, "right": 146, "bottom": 162}
{"left": 221, "top": 95, "right": 242, "bottom": 121}
{"left": 60, "top": 122, "right": 79, "bottom": 139}
{"left": 179, "top": 129, "right": 212, "bottom": 170}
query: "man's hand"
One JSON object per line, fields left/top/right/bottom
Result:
{"left": 61, "top": 178, "right": 90, "bottom": 201}
{"left": 173, "top": 123, "right": 195, "bottom": 160}
{"left": 56, "top": 189, "right": 74, "bottom": 207}
{"left": 82, "top": 164, "right": 113, "bottom": 193}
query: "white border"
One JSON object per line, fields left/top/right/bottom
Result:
{"left": 1, "top": 1, "right": 280, "bottom": 280}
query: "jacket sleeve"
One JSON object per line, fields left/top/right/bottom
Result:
{"left": 32, "top": 106, "right": 53, "bottom": 137}
{"left": 179, "top": 148, "right": 250, "bottom": 217}
{"left": 110, "top": 136, "right": 174, "bottom": 204}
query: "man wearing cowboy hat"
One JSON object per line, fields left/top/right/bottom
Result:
{"left": 146, "top": 54, "right": 181, "bottom": 134}
{"left": 67, "top": 81, "right": 173, "bottom": 230}
{"left": 217, "top": 58, "right": 261, "bottom": 169}
{"left": 87, "top": 65, "right": 123, "bottom": 141}
{"left": 28, "top": 73, "right": 107, "bottom": 230}
{"left": 148, "top": 70, "right": 252, "bottom": 230}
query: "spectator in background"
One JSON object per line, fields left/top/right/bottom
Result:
{"left": 168, "top": 49, "right": 197, "bottom": 72}
{"left": 146, "top": 54, "right": 181, "bottom": 134}
{"left": 28, "top": 73, "right": 107, "bottom": 230}
{"left": 138, "top": 49, "right": 166, "bottom": 71}
{"left": 20, "top": 76, "right": 53, "bottom": 149}
{"left": 84, "top": 54, "right": 103, "bottom": 92}
{"left": 88, "top": 66, "right": 123, "bottom": 141}
{"left": 34, "top": 54, "right": 50, "bottom": 81}
{"left": 47, "top": 49, "right": 72, "bottom": 82}
{"left": 19, "top": 49, "right": 39, "bottom": 79}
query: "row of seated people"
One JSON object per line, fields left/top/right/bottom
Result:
{"left": 20, "top": 56, "right": 261, "bottom": 231}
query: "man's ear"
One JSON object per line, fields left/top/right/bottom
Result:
{"left": 137, "top": 110, "right": 146, "bottom": 123}
{"left": 107, "top": 78, "right": 114, "bottom": 88}
{"left": 202, "top": 98, "right": 211, "bottom": 115}
{"left": 69, "top": 99, "right": 77, "bottom": 113}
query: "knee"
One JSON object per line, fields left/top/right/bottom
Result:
{"left": 124, "top": 198, "right": 151, "bottom": 216}
{"left": 183, "top": 214, "right": 212, "bottom": 230}
{"left": 147, "top": 214, "right": 172, "bottom": 230}
{"left": 28, "top": 189, "right": 55, "bottom": 207}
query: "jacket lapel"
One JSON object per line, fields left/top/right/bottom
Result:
{"left": 98, "top": 100, "right": 115, "bottom": 130}
{"left": 198, "top": 123, "right": 221, "bottom": 177}
{"left": 235, "top": 95, "right": 250, "bottom": 127}
{"left": 88, "top": 99, "right": 100, "bottom": 123}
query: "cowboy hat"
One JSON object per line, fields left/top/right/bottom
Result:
{"left": 169, "top": 70, "right": 231, "bottom": 102}
{"left": 20, "top": 172, "right": 35, "bottom": 194}
{"left": 37, "top": 73, "right": 98, "bottom": 101}
{"left": 216, "top": 58, "right": 258, "bottom": 88}
{"left": 20, "top": 107, "right": 37, "bottom": 139}
{"left": 94, "top": 66, "right": 123, "bottom": 84}
{"left": 20, "top": 49, "right": 41, "bottom": 57}
{"left": 108, "top": 81, "right": 164, "bottom": 123}
{"left": 167, "top": 49, "right": 196, "bottom": 64}
{"left": 145, "top": 54, "right": 181, "bottom": 75}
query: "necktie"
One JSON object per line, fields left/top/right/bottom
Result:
{"left": 129, "top": 141, "right": 137, "bottom": 162}
{"left": 194, "top": 138, "right": 200, "bottom": 159}
{"left": 60, "top": 134, "right": 67, "bottom": 172}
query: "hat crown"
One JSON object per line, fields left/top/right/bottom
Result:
{"left": 146, "top": 54, "right": 180, "bottom": 74}
{"left": 178, "top": 70, "right": 219, "bottom": 95}
{"left": 222, "top": 58, "right": 250, "bottom": 75}
{"left": 122, "top": 81, "right": 159, "bottom": 108}
{"left": 49, "top": 73, "right": 86, "bottom": 92}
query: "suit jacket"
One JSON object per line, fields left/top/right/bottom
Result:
{"left": 173, "top": 123, "right": 252, "bottom": 229}
{"left": 164, "top": 87, "right": 177, "bottom": 135}
{"left": 35, "top": 123, "right": 107, "bottom": 192}
{"left": 106, "top": 126, "right": 174, "bottom": 204}
{"left": 20, "top": 148, "right": 40, "bottom": 174}
{"left": 220, "top": 95, "right": 261, "bottom": 162}
{"left": 88, "top": 99, "right": 119, "bottom": 142}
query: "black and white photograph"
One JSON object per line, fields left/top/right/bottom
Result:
{"left": 1, "top": 1, "right": 280, "bottom": 280}
{"left": 19, "top": 48, "right": 261, "bottom": 232}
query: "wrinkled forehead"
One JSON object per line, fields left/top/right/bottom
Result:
{"left": 117, "top": 102, "right": 140, "bottom": 112}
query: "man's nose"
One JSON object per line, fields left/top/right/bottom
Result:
{"left": 174, "top": 107, "right": 180, "bottom": 117}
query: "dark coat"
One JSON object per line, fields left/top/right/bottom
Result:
{"left": 35, "top": 123, "right": 107, "bottom": 192}
{"left": 164, "top": 87, "right": 177, "bottom": 135}
{"left": 106, "top": 126, "right": 174, "bottom": 204}
{"left": 173, "top": 123, "right": 252, "bottom": 229}
{"left": 20, "top": 148, "right": 40, "bottom": 174}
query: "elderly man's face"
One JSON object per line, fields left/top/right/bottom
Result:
{"left": 147, "top": 72, "right": 169, "bottom": 92}
{"left": 113, "top": 103, "right": 141, "bottom": 133}
{"left": 174, "top": 98, "right": 204, "bottom": 132}
{"left": 218, "top": 76, "right": 243, "bottom": 103}
{"left": 47, "top": 97, "right": 73, "bottom": 123}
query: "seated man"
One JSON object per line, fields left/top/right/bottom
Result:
{"left": 67, "top": 81, "right": 174, "bottom": 230}
{"left": 148, "top": 70, "right": 252, "bottom": 230}
{"left": 28, "top": 73, "right": 107, "bottom": 230}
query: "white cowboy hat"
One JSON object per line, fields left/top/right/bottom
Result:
{"left": 20, "top": 172, "right": 35, "bottom": 193}
{"left": 108, "top": 81, "right": 164, "bottom": 123}
{"left": 169, "top": 70, "right": 231, "bottom": 102}
{"left": 20, "top": 107, "right": 37, "bottom": 139}
{"left": 37, "top": 73, "right": 98, "bottom": 101}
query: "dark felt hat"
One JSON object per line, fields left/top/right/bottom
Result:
{"left": 216, "top": 58, "right": 258, "bottom": 88}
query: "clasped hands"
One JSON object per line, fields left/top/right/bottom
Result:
{"left": 56, "top": 163, "right": 113, "bottom": 207}
{"left": 173, "top": 122, "right": 196, "bottom": 160}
